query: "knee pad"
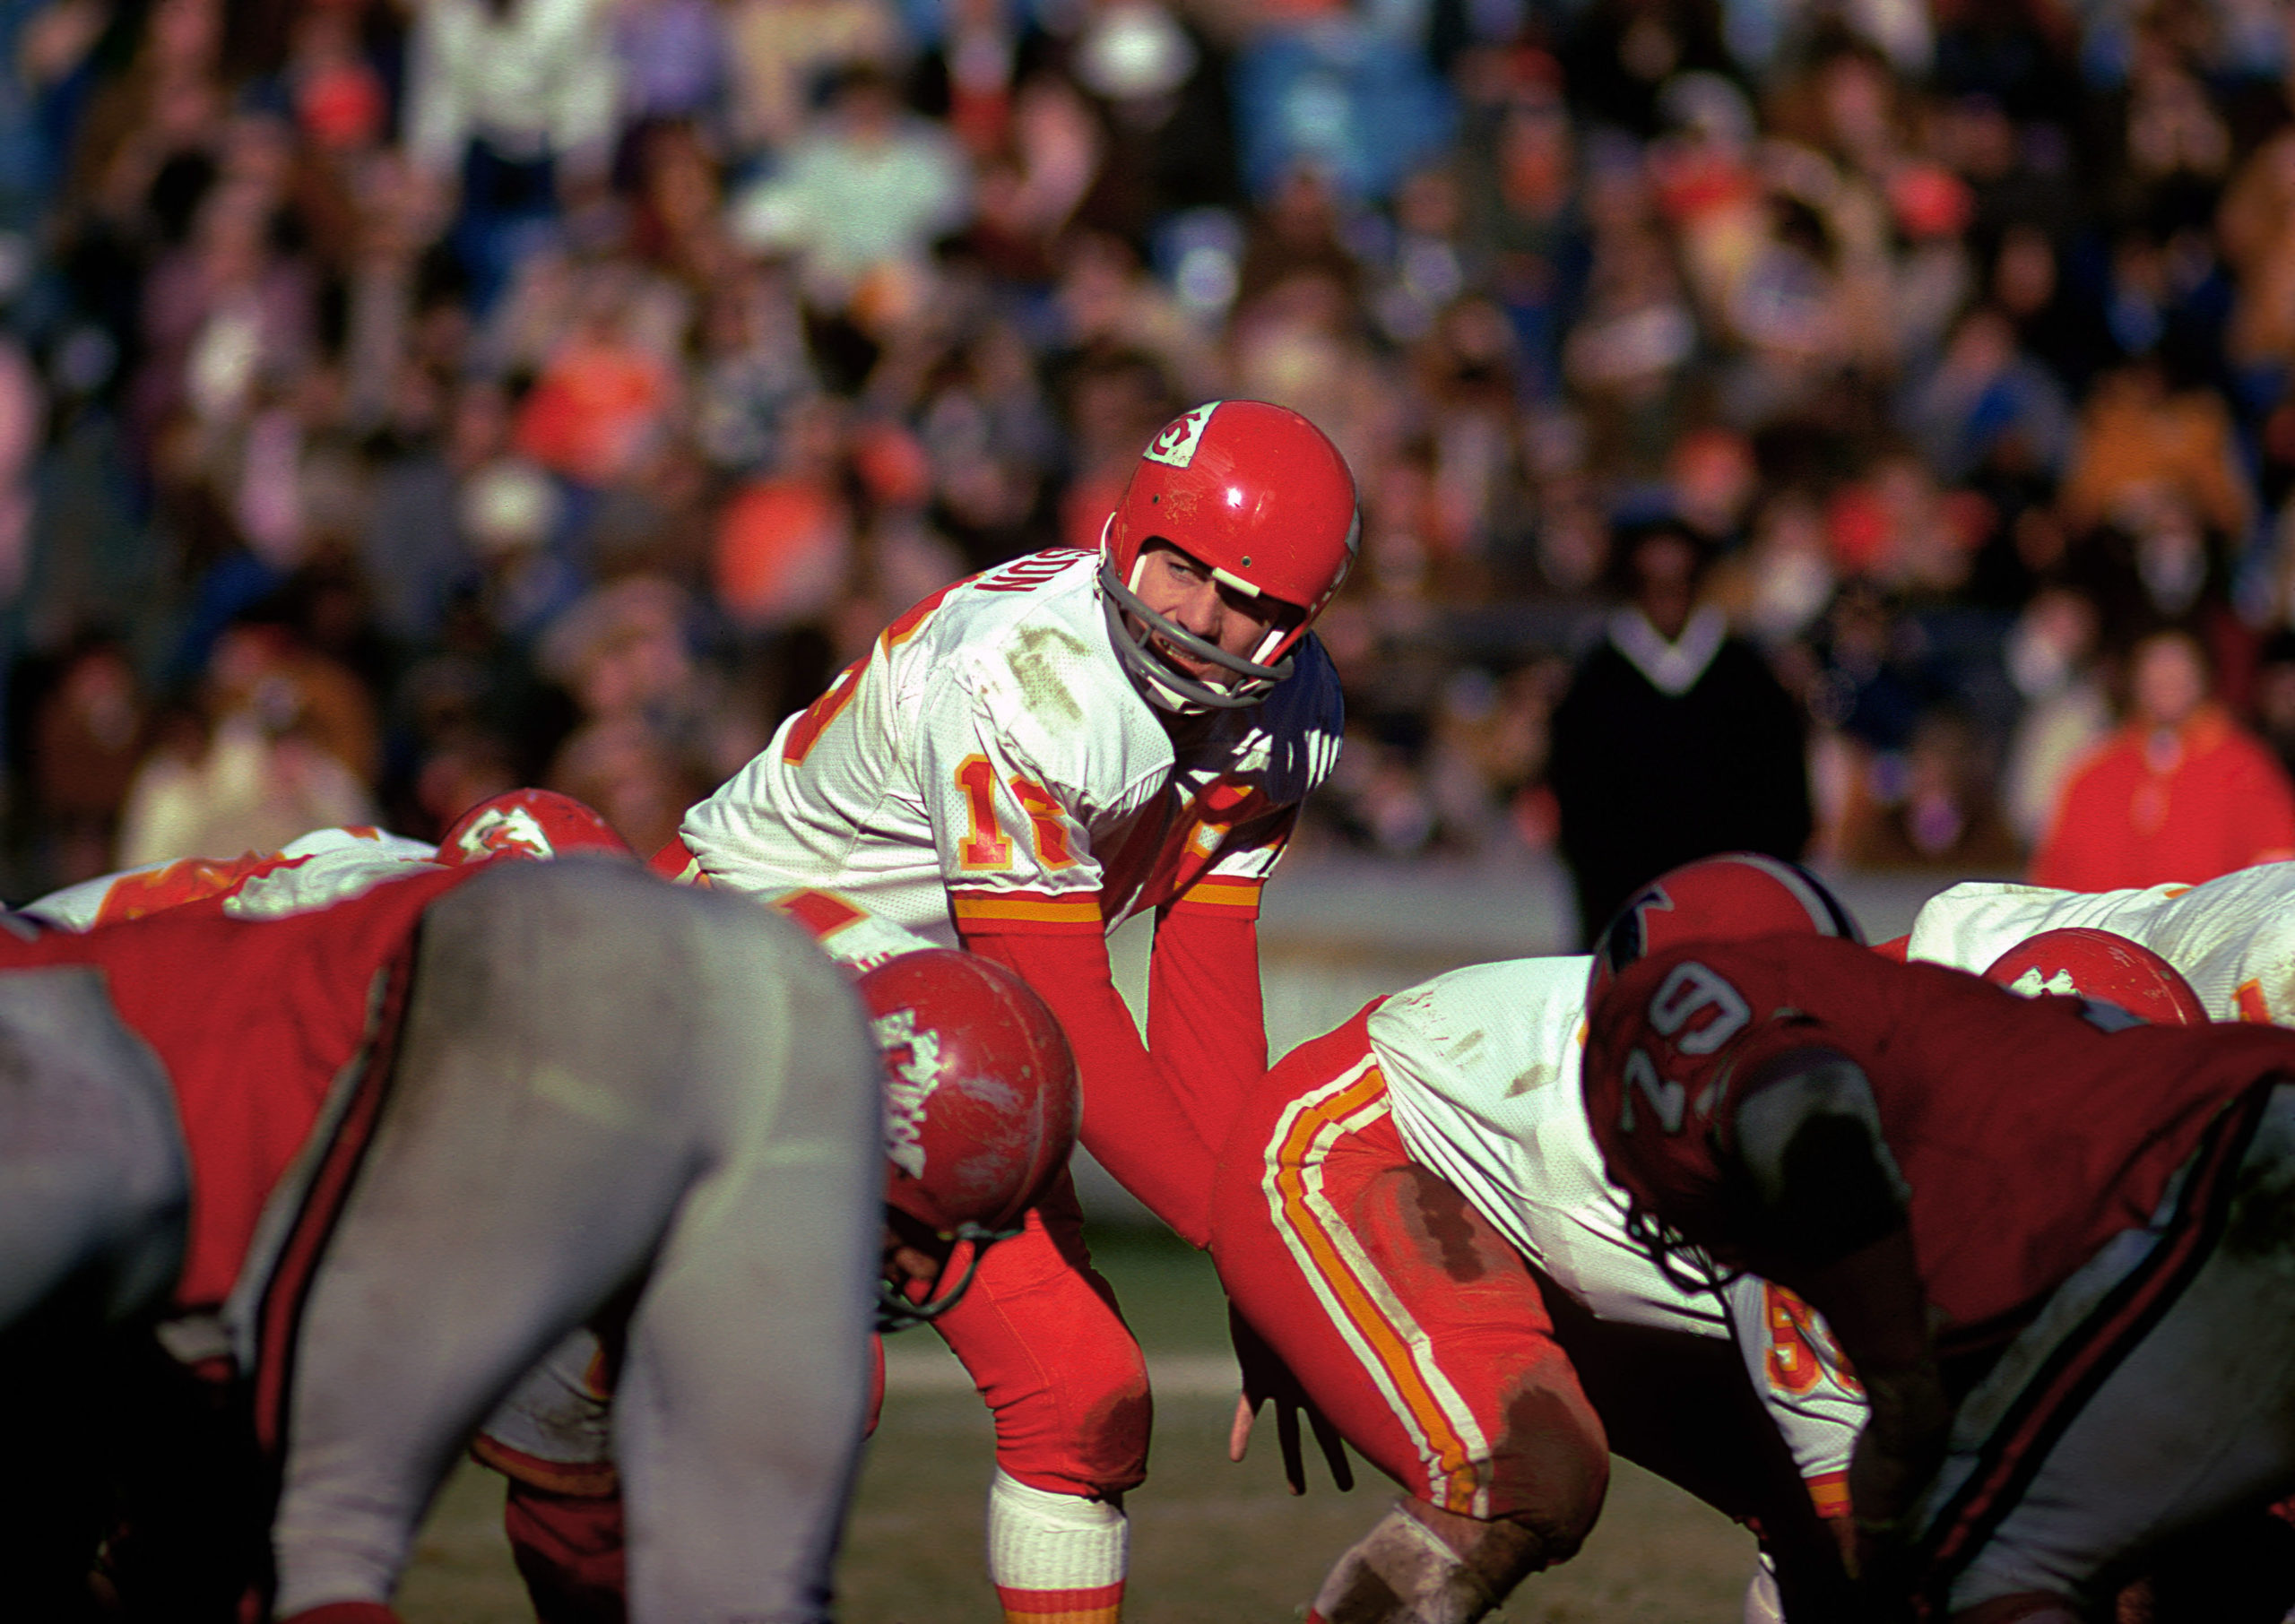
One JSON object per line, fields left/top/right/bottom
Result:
{"left": 1483, "top": 1369, "right": 1606, "bottom": 1558}
{"left": 993, "top": 1343, "right": 1152, "bottom": 1499}
{"left": 940, "top": 1221, "right": 1153, "bottom": 1499}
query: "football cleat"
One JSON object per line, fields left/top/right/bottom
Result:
{"left": 1982, "top": 928, "right": 2207, "bottom": 1027}
{"left": 857, "top": 949, "right": 1079, "bottom": 1331}
{"left": 1100, "top": 400, "right": 1357, "bottom": 712}
{"left": 437, "top": 790, "right": 630, "bottom": 864}
{"left": 1589, "top": 853, "right": 1861, "bottom": 1013}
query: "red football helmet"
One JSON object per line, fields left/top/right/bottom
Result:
{"left": 857, "top": 949, "right": 1079, "bottom": 1329}
{"left": 1982, "top": 928, "right": 2208, "bottom": 1026}
{"left": 1100, "top": 399, "right": 1359, "bottom": 712}
{"left": 1589, "top": 852, "right": 1862, "bottom": 1011}
{"left": 437, "top": 790, "right": 631, "bottom": 864}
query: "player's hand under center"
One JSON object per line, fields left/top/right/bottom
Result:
{"left": 1227, "top": 1304, "right": 1354, "bottom": 1494}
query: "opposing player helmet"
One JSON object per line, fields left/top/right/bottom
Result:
{"left": 1100, "top": 400, "right": 1358, "bottom": 712}
{"left": 437, "top": 790, "right": 630, "bottom": 864}
{"left": 857, "top": 949, "right": 1079, "bottom": 1330}
{"left": 1982, "top": 928, "right": 2207, "bottom": 1027}
{"left": 1588, "top": 853, "right": 1861, "bottom": 1012}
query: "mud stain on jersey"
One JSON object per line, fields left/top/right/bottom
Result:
{"left": 1393, "top": 1164, "right": 1491, "bottom": 1283}
{"left": 1504, "top": 1057, "right": 1558, "bottom": 1097}
{"left": 1006, "top": 625, "right": 1091, "bottom": 728}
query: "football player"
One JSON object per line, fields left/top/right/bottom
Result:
{"left": 1210, "top": 861, "right": 2241, "bottom": 1624}
{"left": 661, "top": 399, "right": 1357, "bottom": 1621}
{"left": 1581, "top": 856, "right": 2295, "bottom": 1623}
{"left": 0, "top": 852, "right": 1073, "bottom": 1622}
{"left": 1208, "top": 859, "right": 1872, "bottom": 1624}
{"left": 477, "top": 931, "right": 1087, "bottom": 1624}
{"left": 19, "top": 787, "right": 628, "bottom": 931}
{"left": 1895, "top": 860, "right": 2295, "bottom": 1027}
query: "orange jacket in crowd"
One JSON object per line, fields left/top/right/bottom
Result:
{"left": 2030, "top": 703, "right": 2295, "bottom": 892}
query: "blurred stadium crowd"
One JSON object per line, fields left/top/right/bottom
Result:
{"left": 4, "top": 0, "right": 2295, "bottom": 897}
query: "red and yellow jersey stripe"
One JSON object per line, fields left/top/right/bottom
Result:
{"left": 950, "top": 888, "right": 1105, "bottom": 936}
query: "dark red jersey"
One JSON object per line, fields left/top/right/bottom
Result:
{"left": 0, "top": 860, "right": 486, "bottom": 1310}
{"left": 1583, "top": 935, "right": 2295, "bottom": 1335}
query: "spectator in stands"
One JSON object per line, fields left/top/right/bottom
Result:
{"left": 405, "top": 0, "right": 620, "bottom": 308}
{"left": 728, "top": 63, "right": 971, "bottom": 315}
{"left": 1550, "top": 505, "right": 1812, "bottom": 944}
{"left": 2031, "top": 626, "right": 2295, "bottom": 891}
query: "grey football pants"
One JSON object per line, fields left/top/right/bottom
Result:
{"left": 266, "top": 860, "right": 882, "bottom": 1624}
{"left": 0, "top": 964, "right": 186, "bottom": 1332}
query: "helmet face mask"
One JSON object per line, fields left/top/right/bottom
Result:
{"left": 875, "top": 1207, "right": 1028, "bottom": 1333}
{"left": 1099, "top": 400, "right": 1359, "bottom": 714}
{"left": 1099, "top": 540, "right": 1308, "bottom": 712}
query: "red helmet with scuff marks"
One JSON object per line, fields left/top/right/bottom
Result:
{"left": 1100, "top": 400, "right": 1358, "bottom": 712}
{"left": 1982, "top": 928, "right": 2207, "bottom": 1026}
{"left": 1588, "top": 852, "right": 1862, "bottom": 1015}
{"left": 437, "top": 790, "right": 630, "bottom": 864}
{"left": 858, "top": 949, "right": 1078, "bottom": 1327}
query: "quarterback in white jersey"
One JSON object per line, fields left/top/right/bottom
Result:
{"left": 667, "top": 401, "right": 1361, "bottom": 1624}
{"left": 684, "top": 542, "right": 1340, "bottom": 951}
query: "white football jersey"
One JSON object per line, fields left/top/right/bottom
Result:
{"left": 1372, "top": 956, "right": 1862, "bottom": 1481}
{"left": 1904, "top": 863, "right": 2295, "bottom": 1024}
{"left": 682, "top": 549, "right": 1344, "bottom": 940}
{"left": 22, "top": 825, "right": 440, "bottom": 932}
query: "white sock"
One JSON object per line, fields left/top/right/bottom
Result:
{"left": 985, "top": 1467, "right": 1127, "bottom": 1612}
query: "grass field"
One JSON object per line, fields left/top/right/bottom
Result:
{"left": 396, "top": 1227, "right": 1762, "bottom": 1623}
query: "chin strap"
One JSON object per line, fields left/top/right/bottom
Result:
{"left": 1098, "top": 560, "right": 1293, "bottom": 713}
{"left": 876, "top": 1218, "right": 1026, "bottom": 1334}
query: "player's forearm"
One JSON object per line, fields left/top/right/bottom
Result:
{"left": 1780, "top": 1230, "right": 1948, "bottom": 1547}
{"left": 1147, "top": 907, "right": 1269, "bottom": 1154}
{"left": 963, "top": 929, "right": 1219, "bottom": 1246}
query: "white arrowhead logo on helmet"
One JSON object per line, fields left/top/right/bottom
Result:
{"left": 1141, "top": 402, "right": 1218, "bottom": 468}
{"left": 455, "top": 804, "right": 555, "bottom": 860}
{"left": 871, "top": 1006, "right": 946, "bottom": 1179}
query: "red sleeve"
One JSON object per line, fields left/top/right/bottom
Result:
{"left": 962, "top": 928, "right": 1219, "bottom": 1247}
{"left": 2231, "top": 737, "right": 2295, "bottom": 867}
{"left": 1146, "top": 906, "right": 1268, "bottom": 1156}
{"left": 2028, "top": 755, "right": 2107, "bottom": 890}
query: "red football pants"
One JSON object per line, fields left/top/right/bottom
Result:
{"left": 1208, "top": 1005, "right": 1606, "bottom": 1528}
{"left": 924, "top": 1168, "right": 1152, "bottom": 1499}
